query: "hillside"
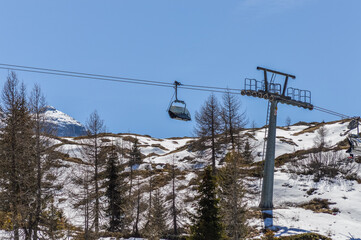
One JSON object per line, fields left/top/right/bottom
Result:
{"left": 1, "top": 119, "right": 360, "bottom": 239}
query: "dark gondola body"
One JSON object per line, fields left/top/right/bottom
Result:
{"left": 168, "top": 81, "right": 191, "bottom": 121}
{"left": 168, "top": 104, "right": 191, "bottom": 121}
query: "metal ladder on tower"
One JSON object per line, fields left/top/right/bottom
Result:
{"left": 262, "top": 101, "right": 271, "bottom": 161}
{"left": 258, "top": 99, "right": 271, "bottom": 202}
{"left": 259, "top": 73, "right": 276, "bottom": 189}
{"left": 261, "top": 73, "right": 276, "bottom": 161}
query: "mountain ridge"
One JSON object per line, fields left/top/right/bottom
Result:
{"left": 42, "top": 105, "right": 86, "bottom": 137}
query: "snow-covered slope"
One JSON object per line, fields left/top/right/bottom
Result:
{"left": 42, "top": 106, "right": 86, "bottom": 137}
{"left": 12, "top": 119, "right": 361, "bottom": 239}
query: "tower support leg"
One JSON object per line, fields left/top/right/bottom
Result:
{"left": 260, "top": 100, "right": 278, "bottom": 209}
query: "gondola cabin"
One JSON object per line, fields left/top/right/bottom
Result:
{"left": 168, "top": 81, "right": 191, "bottom": 121}
{"left": 168, "top": 100, "right": 191, "bottom": 121}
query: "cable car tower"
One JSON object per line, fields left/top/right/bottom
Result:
{"left": 241, "top": 67, "right": 313, "bottom": 210}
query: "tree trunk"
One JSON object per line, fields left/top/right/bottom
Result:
{"left": 211, "top": 110, "right": 216, "bottom": 174}
{"left": 172, "top": 162, "right": 178, "bottom": 237}
{"left": 33, "top": 113, "right": 42, "bottom": 240}
{"left": 134, "top": 177, "right": 140, "bottom": 237}
{"left": 94, "top": 134, "right": 99, "bottom": 236}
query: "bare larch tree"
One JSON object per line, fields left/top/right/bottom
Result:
{"left": 221, "top": 91, "right": 247, "bottom": 150}
{"left": 194, "top": 93, "right": 222, "bottom": 174}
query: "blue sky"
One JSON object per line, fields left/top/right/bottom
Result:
{"left": 0, "top": 0, "right": 360, "bottom": 138}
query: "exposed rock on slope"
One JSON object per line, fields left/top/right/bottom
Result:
{"left": 42, "top": 106, "right": 86, "bottom": 137}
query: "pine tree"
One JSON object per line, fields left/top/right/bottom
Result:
{"left": 0, "top": 72, "right": 37, "bottom": 240}
{"left": 129, "top": 138, "right": 142, "bottom": 197}
{"left": 219, "top": 152, "right": 248, "bottom": 239}
{"left": 144, "top": 164, "right": 153, "bottom": 232}
{"left": 130, "top": 138, "right": 142, "bottom": 166}
{"left": 189, "top": 167, "right": 226, "bottom": 240}
{"left": 41, "top": 197, "right": 67, "bottom": 240}
{"left": 242, "top": 139, "right": 254, "bottom": 164}
{"left": 104, "top": 146, "right": 125, "bottom": 232}
{"left": 133, "top": 175, "right": 142, "bottom": 237}
{"left": 171, "top": 157, "right": 179, "bottom": 239}
{"left": 144, "top": 189, "right": 168, "bottom": 240}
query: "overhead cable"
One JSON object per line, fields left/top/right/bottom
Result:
{"left": 0, "top": 63, "right": 352, "bottom": 119}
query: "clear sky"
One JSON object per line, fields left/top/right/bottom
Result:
{"left": 0, "top": 0, "right": 360, "bottom": 138}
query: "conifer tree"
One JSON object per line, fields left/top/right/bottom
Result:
{"left": 133, "top": 175, "right": 142, "bottom": 237}
{"left": 221, "top": 91, "right": 247, "bottom": 150}
{"left": 144, "top": 163, "right": 153, "bottom": 232}
{"left": 194, "top": 94, "right": 222, "bottom": 174}
{"left": 71, "top": 163, "right": 93, "bottom": 239}
{"left": 87, "top": 111, "right": 105, "bottom": 237}
{"left": 29, "top": 84, "right": 62, "bottom": 240}
{"left": 73, "top": 110, "right": 105, "bottom": 238}
{"left": 144, "top": 189, "right": 168, "bottom": 240}
{"left": 242, "top": 139, "right": 254, "bottom": 164}
{"left": 171, "top": 157, "right": 179, "bottom": 239}
{"left": 104, "top": 146, "right": 125, "bottom": 232}
{"left": 0, "top": 72, "right": 36, "bottom": 240}
{"left": 219, "top": 152, "right": 248, "bottom": 239}
{"left": 129, "top": 138, "right": 142, "bottom": 197}
{"left": 189, "top": 167, "right": 226, "bottom": 240}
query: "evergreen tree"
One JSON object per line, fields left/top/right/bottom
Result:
{"left": 144, "top": 189, "right": 168, "bottom": 240}
{"left": 171, "top": 157, "right": 179, "bottom": 239}
{"left": 144, "top": 164, "right": 153, "bottom": 232}
{"left": 219, "top": 152, "right": 248, "bottom": 239}
{"left": 0, "top": 72, "right": 37, "bottom": 240}
{"left": 130, "top": 138, "right": 142, "bottom": 166}
{"left": 242, "top": 139, "right": 254, "bottom": 164}
{"left": 41, "top": 197, "right": 67, "bottom": 240}
{"left": 104, "top": 146, "right": 125, "bottom": 232}
{"left": 133, "top": 175, "right": 142, "bottom": 237}
{"left": 129, "top": 138, "right": 142, "bottom": 197}
{"left": 189, "top": 167, "right": 226, "bottom": 240}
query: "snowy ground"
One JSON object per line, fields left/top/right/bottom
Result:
{"left": 2, "top": 119, "right": 360, "bottom": 239}
{"left": 248, "top": 171, "right": 361, "bottom": 239}
{"left": 60, "top": 120, "right": 361, "bottom": 239}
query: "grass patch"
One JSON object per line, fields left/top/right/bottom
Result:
{"left": 299, "top": 198, "right": 339, "bottom": 215}
{"left": 275, "top": 147, "right": 323, "bottom": 167}
{"left": 277, "top": 136, "right": 298, "bottom": 147}
{"left": 274, "top": 233, "right": 332, "bottom": 240}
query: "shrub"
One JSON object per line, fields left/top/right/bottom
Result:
{"left": 288, "top": 151, "right": 360, "bottom": 182}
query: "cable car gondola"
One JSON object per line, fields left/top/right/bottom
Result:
{"left": 168, "top": 81, "right": 191, "bottom": 121}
